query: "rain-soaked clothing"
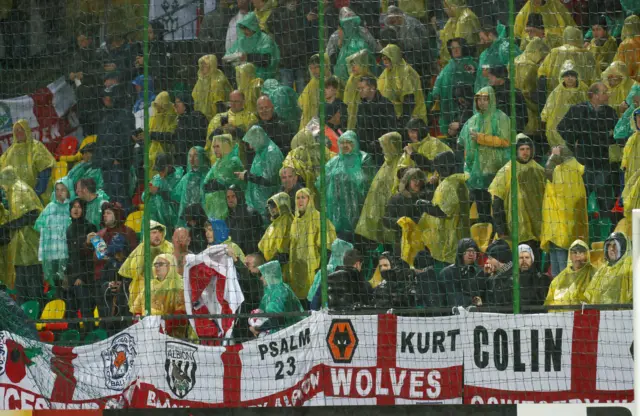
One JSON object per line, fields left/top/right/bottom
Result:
{"left": 236, "top": 63, "right": 263, "bottom": 115}
{"left": 614, "top": 15, "right": 640, "bottom": 82}
{"left": 334, "top": 8, "right": 375, "bottom": 82}
{"left": 583, "top": 232, "right": 633, "bottom": 304}
{"left": 545, "top": 240, "right": 595, "bottom": 307}
{"left": 202, "top": 135, "right": 245, "bottom": 220}
{"left": 307, "top": 238, "right": 353, "bottom": 306}
{"left": 225, "top": 12, "right": 280, "bottom": 80}
{"left": 589, "top": 35, "right": 619, "bottom": 73}
{"left": 602, "top": 61, "right": 635, "bottom": 117}
{"left": 144, "top": 165, "right": 184, "bottom": 234}
{"left": 259, "top": 192, "right": 294, "bottom": 261}
{"left": 299, "top": 54, "right": 333, "bottom": 131}
{"left": 192, "top": 54, "right": 232, "bottom": 121}
{"left": 283, "top": 130, "right": 336, "bottom": 201}
{"left": 131, "top": 253, "right": 185, "bottom": 316}
{"left": 257, "top": 261, "right": 304, "bottom": 333}
{"left": 439, "top": 0, "right": 481, "bottom": 65}
{"left": 514, "top": 0, "right": 576, "bottom": 41}
{"left": 344, "top": 50, "right": 374, "bottom": 130}
{"left": 149, "top": 92, "right": 178, "bottom": 176}
{"left": 261, "top": 79, "right": 301, "bottom": 132}
{"left": 515, "top": 37, "right": 551, "bottom": 135}
{"left": 172, "top": 146, "right": 210, "bottom": 226}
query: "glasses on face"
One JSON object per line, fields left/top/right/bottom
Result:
{"left": 153, "top": 262, "right": 169, "bottom": 268}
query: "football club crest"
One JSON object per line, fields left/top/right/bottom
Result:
{"left": 165, "top": 341, "right": 197, "bottom": 398}
{"left": 101, "top": 333, "right": 137, "bottom": 391}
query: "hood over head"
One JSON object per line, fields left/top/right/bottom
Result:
{"left": 258, "top": 260, "right": 283, "bottom": 286}
{"left": 604, "top": 232, "right": 629, "bottom": 265}
{"left": 455, "top": 237, "right": 479, "bottom": 265}
{"left": 563, "top": 26, "right": 584, "bottom": 48}
{"left": 209, "top": 218, "right": 230, "bottom": 244}
{"left": 268, "top": 191, "right": 293, "bottom": 218}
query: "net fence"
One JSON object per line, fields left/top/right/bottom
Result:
{"left": 0, "top": 0, "right": 636, "bottom": 409}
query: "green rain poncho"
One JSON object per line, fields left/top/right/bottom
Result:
{"left": 34, "top": 177, "right": 74, "bottom": 262}
{"left": 243, "top": 126, "right": 284, "bottom": 218}
{"left": 583, "top": 232, "right": 633, "bottom": 305}
{"left": 355, "top": 132, "right": 402, "bottom": 243}
{"left": 257, "top": 260, "right": 304, "bottom": 332}
{"left": 202, "top": 135, "right": 245, "bottom": 220}
{"left": 614, "top": 84, "right": 640, "bottom": 140}
{"left": 307, "top": 238, "right": 354, "bottom": 302}
{"left": 475, "top": 37, "right": 521, "bottom": 92}
{"left": 261, "top": 79, "right": 301, "bottom": 132}
{"left": 545, "top": 240, "right": 595, "bottom": 308}
{"left": 172, "top": 146, "right": 210, "bottom": 226}
{"left": 459, "top": 86, "right": 511, "bottom": 190}
{"left": 84, "top": 189, "right": 110, "bottom": 229}
{"left": 334, "top": 8, "right": 374, "bottom": 82}
{"left": 66, "top": 160, "right": 104, "bottom": 191}
{"left": 0, "top": 167, "right": 43, "bottom": 266}
{"left": 428, "top": 44, "right": 477, "bottom": 133}
{"left": 225, "top": 12, "right": 280, "bottom": 80}
{"left": 319, "top": 131, "right": 374, "bottom": 234}
{"left": 144, "top": 165, "right": 184, "bottom": 233}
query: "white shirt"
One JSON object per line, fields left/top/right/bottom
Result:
{"left": 225, "top": 11, "right": 249, "bottom": 52}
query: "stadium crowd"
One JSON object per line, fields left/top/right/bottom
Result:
{"left": 0, "top": 0, "right": 639, "bottom": 342}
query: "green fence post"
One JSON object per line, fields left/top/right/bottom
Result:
{"left": 508, "top": 0, "right": 520, "bottom": 314}
{"left": 318, "top": 0, "right": 328, "bottom": 309}
{"left": 143, "top": 0, "right": 152, "bottom": 316}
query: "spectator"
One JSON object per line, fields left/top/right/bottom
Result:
{"left": 378, "top": 44, "right": 427, "bottom": 125}
{"left": 473, "top": 239, "right": 513, "bottom": 308}
{"left": 173, "top": 147, "right": 210, "bottom": 227}
{"left": 271, "top": 0, "right": 308, "bottom": 91}
{"left": 557, "top": 82, "right": 619, "bottom": 215}
{"left": 101, "top": 34, "right": 135, "bottom": 82}
{"left": 450, "top": 82, "right": 476, "bottom": 136}
{"left": 438, "top": 238, "right": 481, "bottom": 307}
{"left": 459, "top": 86, "right": 510, "bottom": 224}
{"left": 383, "top": 7, "right": 434, "bottom": 79}
{"left": 416, "top": 151, "right": 470, "bottom": 268}
{"left": 0, "top": 120, "right": 55, "bottom": 198}
{"left": 321, "top": 131, "right": 374, "bottom": 239}
{"left": 487, "top": 65, "right": 528, "bottom": 134}
{"left": 137, "top": 21, "right": 172, "bottom": 91}
{"left": 68, "top": 30, "right": 103, "bottom": 136}
{"left": 326, "top": 248, "right": 371, "bottom": 311}
{"left": 299, "top": 54, "right": 333, "bottom": 130}
{"left": 234, "top": 126, "right": 284, "bottom": 220}
{"left": 514, "top": 0, "right": 576, "bottom": 43}
{"left": 588, "top": 15, "right": 619, "bottom": 72}
{"left": 224, "top": 0, "right": 251, "bottom": 55}
{"left": 75, "top": 178, "right": 110, "bottom": 229}
{"left": 94, "top": 85, "right": 135, "bottom": 209}
{"left": 283, "top": 130, "right": 336, "bottom": 200}
{"left": 200, "top": 0, "right": 239, "bottom": 58}
{"left": 613, "top": 15, "right": 640, "bottom": 83}
{"left": 253, "top": 0, "right": 276, "bottom": 32}
{"left": 368, "top": 251, "right": 394, "bottom": 289}
{"left": 119, "top": 220, "right": 173, "bottom": 311}
{"left": 149, "top": 92, "right": 179, "bottom": 176}
{"left": 602, "top": 61, "right": 635, "bottom": 117}
{"left": 203, "top": 134, "right": 246, "bottom": 220}
{"left": 383, "top": 167, "right": 427, "bottom": 239}
{"left": 371, "top": 259, "right": 417, "bottom": 308}
{"left": 475, "top": 21, "right": 521, "bottom": 92}
{"left": 131, "top": 253, "right": 185, "bottom": 318}
{"left": 259, "top": 192, "right": 294, "bottom": 269}
{"left": 34, "top": 177, "right": 74, "bottom": 297}
{"left": 289, "top": 188, "right": 337, "bottom": 300}
{"left": 205, "top": 218, "right": 245, "bottom": 263}
{"left": 622, "top": 109, "right": 640, "bottom": 184}
{"left": 332, "top": 7, "right": 376, "bottom": 82}
{"left": 192, "top": 55, "right": 232, "bottom": 122}
{"left": 515, "top": 37, "right": 550, "bottom": 136}
{"left": 355, "top": 76, "right": 398, "bottom": 158}
{"left": 344, "top": 50, "right": 374, "bottom": 130}
{"left": 615, "top": 85, "right": 640, "bottom": 142}
{"left": 67, "top": 142, "right": 104, "bottom": 191}
{"left": 184, "top": 204, "right": 210, "bottom": 254}
{"left": 260, "top": 79, "right": 301, "bottom": 133}
{"left": 439, "top": 0, "right": 481, "bottom": 65}
{"left": 428, "top": 38, "right": 477, "bottom": 136}
{"left": 356, "top": 132, "right": 403, "bottom": 245}
{"left": 206, "top": 91, "right": 259, "bottom": 158}
{"left": 257, "top": 95, "right": 295, "bottom": 154}
{"left": 250, "top": 261, "right": 303, "bottom": 337}
{"left": 225, "top": 186, "right": 263, "bottom": 255}
{"left": 279, "top": 167, "right": 304, "bottom": 207}
{"left": 306, "top": 0, "right": 340, "bottom": 56}
{"left": 541, "top": 145, "right": 588, "bottom": 277}
{"left": 324, "top": 76, "right": 340, "bottom": 105}
{"left": 236, "top": 63, "right": 264, "bottom": 115}
{"left": 583, "top": 232, "right": 632, "bottom": 304}
{"left": 0, "top": 167, "right": 44, "bottom": 306}
{"left": 172, "top": 227, "right": 192, "bottom": 274}
{"left": 224, "top": 12, "right": 281, "bottom": 81}
{"left": 308, "top": 238, "right": 354, "bottom": 309}
{"left": 242, "top": 252, "right": 266, "bottom": 309}
{"left": 545, "top": 240, "right": 595, "bottom": 307}
{"left": 489, "top": 135, "right": 545, "bottom": 263}
{"left": 145, "top": 153, "right": 184, "bottom": 235}
{"left": 518, "top": 244, "right": 550, "bottom": 306}
{"left": 324, "top": 101, "right": 347, "bottom": 149}
{"left": 519, "top": 13, "right": 563, "bottom": 51}
{"left": 98, "top": 233, "right": 131, "bottom": 334}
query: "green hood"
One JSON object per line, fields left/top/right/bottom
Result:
{"left": 258, "top": 260, "right": 283, "bottom": 286}
{"left": 237, "top": 11, "right": 261, "bottom": 34}
{"left": 188, "top": 146, "right": 210, "bottom": 174}
{"left": 337, "top": 130, "right": 361, "bottom": 155}
{"left": 243, "top": 125, "right": 271, "bottom": 153}
{"left": 473, "top": 86, "right": 498, "bottom": 115}
{"left": 51, "top": 176, "right": 76, "bottom": 205}
{"left": 329, "top": 238, "right": 354, "bottom": 270}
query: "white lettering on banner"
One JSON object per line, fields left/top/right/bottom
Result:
{"left": 0, "top": 385, "right": 101, "bottom": 410}
{"left": 395, "top": 317, "right": 464, "bottom": 370}
{"left": 329, "top": 368, "right": 444, "bottom": 400}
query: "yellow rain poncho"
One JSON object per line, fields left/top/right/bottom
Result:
{"left": 205, "top": 110, "right": 258, "bottom": 164}
{"left": 541, "top": 60, "right": 589, "bottom": 146}
{"left": 119, "top": 220, "right": 174, "bottom": 310}
{"left": 614, "top": 15, "right": 640, "bottom": 83}
{"left": 520, "top": 32, "right": 562, "bottom": 52}
{"left": 236, "top": 63, "right": 264, "bottom": 115}
{"left": 192, "top": 54, "right": 232, "bottom": 121}
{"left": 439, "top": 0, "right": 480, "bottom": 65}
{"left": 345, "top": 50, "right": 374, "bottom": 129}
{"left": 515, "top": 38, "right": 550, "bottom": 135}
{"left": 589, "top": 35, "right": 619, "bottom": 73}
{"left": 622, "top": 111, "right": 640, "bottom": 184}
{"left": 514, "top": 0, "right": 576, "bottom": 41}
{"left": 393, "top": 131, "right": 452, "bottom": 193}
{"left": 254, "top": 0, "right": 276, "bottom": 32}
{"left": 602, "top": 61, "right": 635, "bottom": 116}
{"left": 149, "top": 92, "right": 178, "bottom": 175}
{"left": 289, "top": 188, "right": 337, "bottom": 299}
{"left": 541, "top": 150, "right": 588, "bottom": 251}
{"left": 355, "top": 132, "right": 402, "bottom": 243}
{"left": 282, "top": 130, "right": 335, "bottom": 200}
{"left": 298, "top": 54, "right": 333, "bottom": 131}
{"left": 538, "top": 26, "right": 600, "bottom": 93}
{"left": 583, "top": 232, "right": 632, "bottom": 304}
{"left": 545, "top": 240, "right": 595, "bottom": 307}
{"left": 0, "top": 203, "right": 14, "bottom": 289}
{"left": 0, "top": 166, "right": 43, "bottom": 267}
{"left": 259, "top": 192, "right": 293, "bottom": 261}
{"left": 397, "top": 168, "right": 428, "bottom": 266}
{"left": 382, "top": 0, "right": 427, "bottom": 19}
{"left": 488, "top": 137, "right": 546, "bottom": 243}
{"left": 131, "top": 253, "right": 185, "bottom": 316}
{"left": 378, "top": 44, "right": 427, "bottom": 123}
{"left": 0, "top": 120, "right": 56, "bottom": 190}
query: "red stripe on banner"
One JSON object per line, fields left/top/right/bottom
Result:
{"left": 222, "top": 344, "right": 244, "bottom": 406}
{"left": 376, "top": 314, "right": 397, "bottom": 406}
{"left": 49, "top": 345, "right": 78, "bottom": 403}
{"left": 464, "top": 385, "right": 633, "bottom": 404}
{"left": 571, "top": 310, "right": 600, "bottom": 395}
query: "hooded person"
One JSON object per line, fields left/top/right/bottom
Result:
{"left": 615, "top": 84, "right": 640, "bottom": 141}
{"left": 541, "top": 145, "right": 588, "bottom": 277}
{"left": 355, "top": 132, "right": 403, "bottom": 244}
{"left": 0, "top": 166, "right": 44, "bottom": 306}
{"left": 205, "top": 218, "right": 245, "bottom": 263}
{"left": 1, "top": 120, "right": 56, "bottom": 198}
{"left": 259, "top": 192, "right": 294, "bottom": 266}
{"left": 541, "top": 60, "right": 589, "bottom": 146}
{"left": 622, "top": 108, "right": 640, "bottom": 186}
{"left": 458, "top": 86, "right": 510, "bottom": 223}
{"left": 614, "top": 15, "right": 640, "bottom": 83}
{"left": 192, "top": 54, "right": 232, "bottom": 121}
{"left": 439, "top": 0, "right": 481, "bottom": 65}
{"left": 184, "top": 204, "right": 210, "bottom": 254}
{"left": 202, "top": 134, "right": 246, "bottom": 220}
{"left": 131, "top": 253, "right": 185, "bottom": 319}
{"left": 416, "top": 151, "right": 471, "bottom": 267}
{"left": 475, "top": 239, "right": 514, "bottom": 307}
{"left": 518, "top": 243, "right": 550, "bottom": 306}
{"left": 289, "top": 188, "right": 337, "bottom": 299}
{"left": 225, "top": 185, "right": 263, "bottom": 255}
{"left": 119, "top": 220, "right": 174, "bottom": 310}
{"left": 438, "top": 238, "right": 481, "bottom": 307}
{"left": 308, "top": 238, "right": 353, "bottom": 310}
{"left": 173, "top": 146, "right": 210, "bottom": 227}
{"left": 224, "top": 12, "right": 280, "bottom": 80}
{"left": 333, "top": 7, "right": 376, "bottom": 82}
{"left": 148, "top": 91, "right": 178, "bottom": 176}
{"left": 236, "top": 62, "right": 263, "bottom": 115}
{"left": 475, "top": 20, "right": 522, "bottom": 92}
{"left": 251, "top": 260, "right": 304, "bottom": 336}
{"left": 320, "top": 131, "right": 374, "bottom": 237}
{"left": 538, "top": 26, "right": 600, "bottom": 98}
{"left": 377, "top": 44, "right": 427, "bottom": 124}
{"left": 588, "top": 15, "right": 620, "bottom": 73}
{"left": 66, "top": 142, "right": 105, "bottom": 191}
{"left": 34, "top": 177, "right": 75, "bottom": 293}
{"left": 518, "top": 12, "right": 564, "bottom": 51}
{"left": 260, "top": 79, "right": 302, "bottom": 133}
{"left": 514, "top": 0, "right": 576, "bottom": 42}
{"left": 325, "top": 248, "right": 371, "bottom": 311}
{"left": 144, "top": 153, "right": 184, "bottom": 235}
{"left": 382, "top": 7, "right": 431, "bottom": 68}
{"left": 238, "top": 125, "right": 284, "bottom": 219}
{"left": 583, "top": 232, "right": 633, "bottom": 305}
{"left": 299, "top": 54, "right": 334, "bottom": 131}
{"left": 545, "top": 240, "right": 595, "bottom": 308}
{"left": 131, "top": 75, "right": 156, "bottom": 130}
{"left": 344, "top": 49, "right": 374, "bottom": 130}
{"left": 427, "top": 38, "right": 478, "bottom": 135}
{"left": 489, "top": 134, "right": 546, "bottom": 248}
{"left": 515, "top": 37, "right": 550, "bottom": 135}
{"left": 602, "top": 61, "right": 635, "bottom": 117}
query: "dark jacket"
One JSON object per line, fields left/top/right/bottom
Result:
{"left": 474, "top": 262, "right": 514, "bottom": 308}
{"left": 199, "top": 3, "right": 238, "bottom": 57}
{"left": 94, "top": 85, "right": 136, "bottom": 170}
{"left": 520, "top": 268, "right": 551, "bottom": 307}
{"left": 492, "top": 80, "right": 528, "bottom": 134}
{"left": 372, "top": 264, "right": 417, "bottom": 308}
{"left": 556, "top": 101, "right": 619, "bottom": 171}
{"left": 282, "top": 182, "right": 305, "bottom": 209}
{"left": 327, "top": 265, "right": 371, "bottom": 310}
{"left": 225, "top": 187, "right": 264, "bottom": 255}
{"left": 438, "top": 238, "right": 482, "bottom": 307}
{"left": 66, "top": 199, "right": 98, "bottom": 284}
{"left": 383, "top": 168, "right": 428, "bottom": 232}
{"left": 259, "top": 113, "right": 296, "bottom": 154}
{"left": 271, "top": 3, "right": 308, "bottom": 70}
{"left": 356, "top": 91, "right": 398, "bottom": 158}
